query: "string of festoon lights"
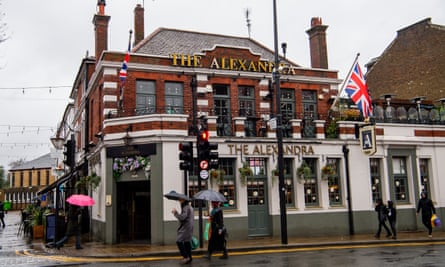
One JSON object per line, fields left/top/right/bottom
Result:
{"left": 0, "top": 85, "right": 71, "bottom": 94}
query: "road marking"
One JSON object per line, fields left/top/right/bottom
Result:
{"left": 16, "top": 241, "right": 445, "bottom": 263}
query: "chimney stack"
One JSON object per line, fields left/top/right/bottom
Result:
{"left": 93, "top": 0, "right": 110, "bottom": 61}
{"left": 306, "top": 17, "right": 329, "bottom": 69}
{"left": 134, "top": 4, "right": 145, "bottom": 47}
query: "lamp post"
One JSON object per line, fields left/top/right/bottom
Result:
{"left": 272, "top": 0, "right": 288, "bottom": 245}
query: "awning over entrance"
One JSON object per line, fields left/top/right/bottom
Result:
{"left": 37, "top": 171, "right": 77, "bottom": 195}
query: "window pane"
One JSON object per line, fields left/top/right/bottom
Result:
{"left": 165, "top": 82, "right": 183, "bottom": 114}
{"left": 303, "top": 158, "right": 318, "bottom": 206}
{"left": 136, "top": 80, "right": 156, "bottom": 115}
{"left": 393, "top": 157, "right": 409, "bottom": 202}
{"left": 419, "top": 159, "right": 430, "bottom": 195}
{"left": 327, "top": 158, "right": 342, "bottom": 205}
{"left": 370, "top": 158, "right": 382, "bottom": 202}
{"left": 216, "top": 158, "right": 236, "bottom": 208}
{"left": 214, "top": 84, "right": 231, "bottom": 136}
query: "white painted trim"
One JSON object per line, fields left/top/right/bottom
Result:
{"left": 103, "top": 82, "right": 117, "bottom": 89}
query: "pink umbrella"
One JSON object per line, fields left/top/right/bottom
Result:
{"left": 66, "top": 194, "right": 95, "bottom": 206}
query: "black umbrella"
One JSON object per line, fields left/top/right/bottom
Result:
{"left": 164, "top": 190, "right": 190, "bottom": 201}
{"left": 193, "top": 189, "right": 227, "bottom": 202}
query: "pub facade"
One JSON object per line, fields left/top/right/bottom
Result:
{"left": 52, "top": 2, "right": 444, "bottom": 245}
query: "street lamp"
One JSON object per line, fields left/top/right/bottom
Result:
{"left": 50, "top": 136, "right": 65, "bottom": 150}
{"left": 272, "top": 0, "right": 288, "bottom": 245}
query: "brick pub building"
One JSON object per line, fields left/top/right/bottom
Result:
{"left": 48, "top": 2, "right": 444, "bottom": 245}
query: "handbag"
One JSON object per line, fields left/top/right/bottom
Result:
{"left": 204, "top": 222, "right": 211, "bottom": 241}
{"left": 191, "top": 236, "right": 199, "bottom": 250}
{"left": 431, "top": 214, "right": 442, "bottom": 228}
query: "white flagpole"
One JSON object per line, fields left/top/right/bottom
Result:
{"left": 330, "top": 53, "right": 360, "bottom": 111}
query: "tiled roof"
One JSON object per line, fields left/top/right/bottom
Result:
{"left": 9, "top": 153, "right": 56, "bottom": 171}
{"left": 133, "top": 28, "right": 299, "bottom": 66}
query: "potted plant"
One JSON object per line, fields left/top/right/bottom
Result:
{"left": 296, "top": 161, "right": 312, "bottom": 183}
{"left": 75, "top": 172, "right": 101, "bottom": 191}
{"left": 238, "top": 161, "right": 253, "bottom": 185}
{"left": 209, "top": 169, "right": 226, "bottom": 185}
{"left": 26, "top": 205, "right": 47, "bottom": 239}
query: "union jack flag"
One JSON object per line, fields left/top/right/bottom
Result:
{"left": 344, "top": 61, "right": 373, "bottom": 118}
{"left": 119, "top": 42, "right": 131, "bottom": 83}
{"left": 119, "top": 30, "right": 132, "bottom": 110}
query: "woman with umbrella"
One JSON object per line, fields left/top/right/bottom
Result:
{"left": 55, "top": 204, "right": 83, "bottom": 249}
{"left": 165, "top": 191, "right": 194, "bottom": 265}
{"left": 204, "top": 201, "right": 228, "bottom": 260}
{"left": 54, "top": 194, "right": 94, "bottom": 250}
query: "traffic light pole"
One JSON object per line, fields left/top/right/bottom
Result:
{"left": 273, "top": 0, "right": 288, "bottom": 245}
{"left": 183, "top": 170, "right": 188, "bottom": 197}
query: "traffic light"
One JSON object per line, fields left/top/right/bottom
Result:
{"left": 197, "top": 128, "right": 219, "bottom": 170}
{"left": 208, "top": 142, "right": 219, "bottom": 169}
{"left": 179, "top": 142, "right": 193, "bottom": 171}
{"left": 63, "top": 139, "right": 75, "bottom": 169}
{"left": 197, "top": 129, "right": 209, "bottom": 161}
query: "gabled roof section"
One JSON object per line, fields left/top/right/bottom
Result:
{"left": 133, "top": 28, "right": 299, "bottom": 66}
{"left": 10, "top": 153, "right": 56, "bottom": 171}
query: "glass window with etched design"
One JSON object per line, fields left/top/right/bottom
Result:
{"left": 327, "top": 158, "right": 342, "bottom": 206}
{"left": 392, "top": 157, "right": 409, "bottom": 203}
{"left": 369, "top": 158, "right": 382, "bottom": 202}
{"left": 419, "top": 158, "right": 430, "bottom": 196}
{"left": 216, "top": 158, "right": 237, "bottom": 209}
{"left": 303, "top": 158, "right": 319, "bottom": 206}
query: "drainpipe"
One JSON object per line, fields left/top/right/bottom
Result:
{"left": 343, "top": 145, "right": 354, "bottom": 235}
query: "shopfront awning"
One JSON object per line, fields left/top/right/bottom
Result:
{"left": 37, "top": 171, "right": 77, "bottom": 195}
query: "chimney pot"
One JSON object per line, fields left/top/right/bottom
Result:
{"left": 311, "top": 17, "right": 322, "bottom": 27}
{"left": 306, "top": 17, "right": 329, "bottom": 69}
{"left": 134, "top": 4, "right": 145, "bottom": 47}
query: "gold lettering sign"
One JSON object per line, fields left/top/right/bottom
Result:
{"left": 170, "top": 53, "right": 297, "bottom": 75}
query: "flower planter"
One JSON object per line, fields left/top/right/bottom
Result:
{"left": 33, "top": 225, "right": 44, "bottom": 239}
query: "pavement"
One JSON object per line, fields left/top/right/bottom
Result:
{"left": 3, "top": 211, "right": 445, "bottom": 261}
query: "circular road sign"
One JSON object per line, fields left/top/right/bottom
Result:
{"left": 200, "top": 170, "right": 209, "bottom": 180}
{"left": 200, "top": 160, "right": 209, "bottom": 170}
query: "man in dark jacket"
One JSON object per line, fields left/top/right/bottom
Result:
{"left": 374, "top": 198, "right": 391, "bottom": 238}
{"left": 0, "top": 201, "right": 5, "bottom": 228}
{"left": 387, "top": 200, "right": 397, "bottom": 239}
{"left": 417, "top": 192, "right": 436, "bottom": 237}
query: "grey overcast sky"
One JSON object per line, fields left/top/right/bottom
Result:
{"left": 0, "top": 0, "right": 444, "bottom": 171}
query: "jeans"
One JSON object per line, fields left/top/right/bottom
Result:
{"left": 176, "top": 241, "right": 192, "bottom": 259}
{"left": 56, "top": 229, "right": 81, "bottom": 248}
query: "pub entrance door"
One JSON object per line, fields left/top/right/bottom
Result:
{"left": 116, "top": 180, "right": 150, "bottom": 243}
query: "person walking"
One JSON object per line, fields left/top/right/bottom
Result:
{"left": 172, "top": 195, "right": 194, "bottom": 265}
{"left": 55, "top": 205, "right": 83, "bottom": 249}
{"left": 387, "top": 200, "right": 397, "bottom": 239}
{"left": 417, "top": 192, "right": 436, "bottom": 238}
{"left": 374, "top": 198, "right": 391, "bottom": 238}
{"left": 204, "top": 201, "right": 228, "bottom": 260}
{"left": 0, "top": 200, "right": 5, "bottom": 228}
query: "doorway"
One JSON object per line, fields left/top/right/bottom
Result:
{"left": 116, "top": 180, "right": 150, "bottom": 243}
{"left": 246, "top": 157, "right": 270, "bottom": 236}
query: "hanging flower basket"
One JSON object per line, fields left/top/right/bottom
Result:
{"left": 238, "top": 161, "right": 253, "bottom": 185}
{"left": 210, "top": 169, "right": 226, "bottom": 185}
{"left": 75, "top": 172, "right": 101, "bottom": 191}
{"left": 296, "top": 161, "right": 312, "bottom": 181}
{"left": 321, "top": 164, "right": 335, "bottom": 180}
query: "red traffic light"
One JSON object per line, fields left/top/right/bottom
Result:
{"left": 198, "top": 130, "right": 209, "bottom": 142}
